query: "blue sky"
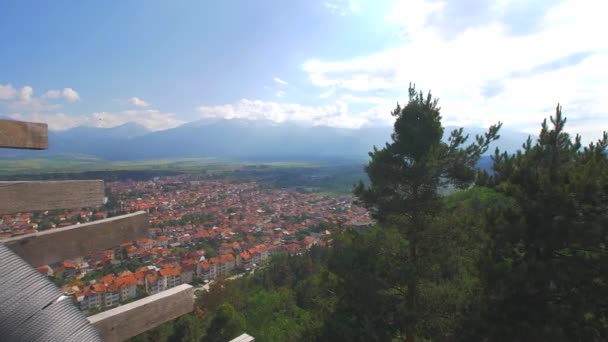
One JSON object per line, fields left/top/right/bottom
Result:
{"left": 0, "top": 0, "right": 606, "bottom": 140}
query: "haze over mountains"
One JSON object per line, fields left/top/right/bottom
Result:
{"left": 0, "top": 119, "right": 532, "bottom": 161}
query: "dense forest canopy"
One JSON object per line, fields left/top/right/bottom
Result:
{"left": 132, "top": 87, "right": 607, "bottom": 342}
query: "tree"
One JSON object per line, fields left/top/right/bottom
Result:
{"left": 204, "top": 303, "right": 245, "bottom": 342}
{"left": 129, "top": 321, "right": 175, "bottom": 342}
{"left": 171, "top": 314, "right": 204, "bottom": 342}
{"left": 353, "top": 84, "right": 501, "bottom": 340}
{"left": 200, "top": 279, "right": 228, "bottom": 311}
{"left": 477, "top": 105, "right": 608, "bottom": 341}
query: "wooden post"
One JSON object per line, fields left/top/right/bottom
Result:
{"left": 3, "top": 211, "right": 149, "bottom": 266}
{"left": 0, "top": 119, "right": 48, "bottom": 149}
{"left": 0, "top": 180, "right": 104, "bottom": 214}
{"left": 88, "top": 284, "right": 194, "bottom": 342}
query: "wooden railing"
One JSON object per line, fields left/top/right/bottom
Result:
{"left": 0, "top": 119, "right": 194, "bottom": 341}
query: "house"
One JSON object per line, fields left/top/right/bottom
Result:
{"left": 157, "top": 236, "right": 171, "bottom": 247}
{"left": 62, "top": 261, "right": 78, "bottom": 279}
{"left": 77, "top": 282, "right": 119, "bottom": 310}
{"left": 114, "top": 272, "right": 138, "bottom": 301}
{"left": 93, "top": 212, "right": 107, "bottom": 220}
{"left": 301, "top": 236, "right": 317, "bottom": 249}
{"left": 159, "top": 264, "right": 182, "bottom": 290}
{"left": 136, "top": 238, "right": 155, "bottom": 250}
{"left": 79, "top": 284, "right": 105, "bottom": 310}
{"left": 239, "top": 251, "right": 253, "bottom": 270}
{"left": 180, "top": 260, "right": 196, "bottom": 284}
{"left": 181, "top": 266, "right": 194, "bottom": 284}
{"left": 103, "top": 286, "right": 120, "bottom": 308}
{"left": 221, "top": 254, "right": 236, "bottom": 274}
{"left": 36, "top": 266, "right": 54, "bottom": 277}
{"left": 197, "top": 260, "right": 214, "bottom": 281}
{"left": 145, "top": 272, "right": 162, "bottom": 295}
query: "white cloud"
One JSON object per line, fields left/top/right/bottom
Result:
{"left": 8, "top": 109, "right": 185, "bottom": 131}
{"left": 319, "top": 88, "right": 335, "bottom": 98}
{"left": 62, "top": 88, "right": 80, "bottom": 102}
{"left": 273, "top": 77, "right": 288, "bottom": 85}
{"left": 196, "top": 99, "right": 370, "bottom": 129}
{"left": 349, "top": 0, "right": 361, "bottom": 12}
{"left": 43, "top": 88, "right": 80, "bottom": 102}
{"left": 324, "top": 0, "right": 361, "bottom": 16}
{"left": 340, "top": 94, "right": 391, "bottom": 105}
{"left": 303, "top": 0, "right": 608, "bottom": 139}
{"left": 9, "top": 86, "right": 59, "bottom": 112}
{"left": 0, "top": 84, "right": 17, "bottom": 100}
{"left": 19, "top": 86, "right": 33, "bottom": 101}
{"left": 275, "top": 90, "right": 286, "bottom": 98}
{"left": 129, "top": 96, "right": 150, "bottom": 107}
{"left": 1, "top": 85, "right": 81, "bottom": 113}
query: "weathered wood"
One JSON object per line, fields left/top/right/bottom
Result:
{"left": 230, "top": 333, "right": 256, "bottom": 342}
{"left": 0, "top": 119, "right": 48, "bottom": 150}
{"left": 0, "top": 180, "right": 104, "bottom": 214}
{"left": 88, "top": 284, "right": 194, "bottom": 342}
{"left": 3, "top": 211, "right": 148, "bottom": 266}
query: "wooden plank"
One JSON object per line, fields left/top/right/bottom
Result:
{"left": 0, "top": 119, "right": 48, "bottom": 149}
{"left": 0, "top": 180, "right": 104, "bottom": 214}
{"left": 3, "top": 211, "right": 149, "bottom": 267}
{"left": 88, "top": 284, "right": 194, "bottom": 342}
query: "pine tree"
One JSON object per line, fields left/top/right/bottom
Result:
{"left": 354, "top": 84, "right": 501, "bottom": 340}
{"left": 479, "top": 105, "right": 608, "bottom": 340}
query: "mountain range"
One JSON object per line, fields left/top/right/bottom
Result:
{"left": 0, "top": 119, "right": 532, "bottom": 161}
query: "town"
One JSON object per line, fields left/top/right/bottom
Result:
{"left": 0, "top": 176, "right": 371, "bottom": 314}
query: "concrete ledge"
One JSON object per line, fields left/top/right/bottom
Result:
{"left": 88, "top": 284, "right": 194, "bottom": 342}
{"left": 3, "top": 211, "right": 148, "bottom": 266}
{"left": 0, "top": 119, "right": 48, "bottom": 150}
{"left": 0, "top": 180, "right": 105, "bottom": 214}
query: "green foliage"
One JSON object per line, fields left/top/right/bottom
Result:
{"left": 355, "top": 85, "right": 501, "bottom": 223}
{"left": 204, "top": 304, "right": 245, "bottom": 342}
{"left": 125, "top": 258, "right": 142, "bottom": 272}
{"left": 242, "top": 289, "right": 315, "bottom": 341}
{"left": 132, "top": 247, "right": 320, "bottom": 341}
{"left": 128, "top": 100, "right": 607, "bottom": 342}
{"left": 129, "top": 320, "right": 175, "bottom": 342}
{"left": 310, "top": 221, "right": 338, "bottom": 233}
{"left": 351, "top": 84, "right": 501, "bottom": 339}
{"left": 323, "top": 227, "right": 410, "bottom": 341}
{"left": 196, "top": 240, "right": 219, "bottom": 258}
{"left": 473, "top": 105, "right": 608, "bottom": 341}
{"left": 172, "top": 314, "right": 204, "bottom": 342}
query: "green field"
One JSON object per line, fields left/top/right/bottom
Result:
{"left": 0, "top": 157, "right": 367, "bottom": 195}
{"left": 0, "top": 157, "right": 319, "bottom": 176}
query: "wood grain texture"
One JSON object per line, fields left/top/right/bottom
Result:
{"left": 0, "top": 119, "right": 48, "bottom": 150}
{"left": 0, "top": 180, "right": 104, "bottom": 214}
{"left": 88, "top": 284, "right": 194, "bottom": 342}
{"left": 2, "top": 211, "right": 149, "bottom": 266}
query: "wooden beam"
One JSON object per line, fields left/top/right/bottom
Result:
{"left": 0, "top": 180, "right": 104, "bottom": 214}
{"left": 88, "top": 284, "right": 194, "bottom": 342}
{"left": 0, "top": 119, "right": 48, "bottom": 150}
{"left": 3, "top": 211, "right": 149, "bottom": 266}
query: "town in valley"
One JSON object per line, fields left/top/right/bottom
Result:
{"left": 0, "top": 175, "right": 371, "bottom": 314}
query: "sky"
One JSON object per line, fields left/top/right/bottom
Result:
{"left": 0, "top": 0, "right": 606, "bottom": 141}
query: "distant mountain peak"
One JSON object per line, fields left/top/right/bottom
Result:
{"left": 55, "top": 122, "right": 150, "bottom": 140}
{"left": 113, "top": 121, "right": 149, "bottom": 130}
{"left": 187, "top": 117, "right": 279, "bottom": 128}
